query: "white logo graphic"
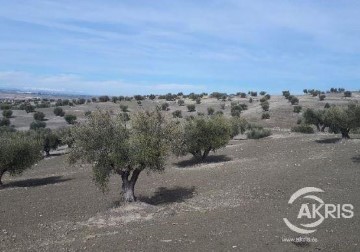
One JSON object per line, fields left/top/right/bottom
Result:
{"left": 283, "top": 187, "right": 354, "bottom": 234}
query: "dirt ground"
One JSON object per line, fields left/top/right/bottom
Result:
{"left": 1, "top": 93, "right": 360, "bottom": 251}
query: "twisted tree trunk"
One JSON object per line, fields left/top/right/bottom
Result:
{"left": 120, "top": 169, "right": 141, "bottom": 202}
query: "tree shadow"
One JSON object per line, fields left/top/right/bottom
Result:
{"left": 45, "top": 152, "right": 65, "bottom": 157}
{"left": 174, "top": 155, "right": 232, "bottom": 168}
{"left": 315, "top": 138, "right": 342, "bottom": 144}
{"left": 1, "top": 176, "right": 71, "bottom": 189}
{"left": 138, "top": 186, "right": 196, "bottom": 205}
{"left": 352, "top": 155, "right": 360, "bottom": 163}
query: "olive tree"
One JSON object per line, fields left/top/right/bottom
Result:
{"left": 303, "top": 108, "right": 327, "bottom": 131}
{"left": 172, "top": 114, "right": 232, "bottom": 160}
{"left": 0, "top": 132, "right": 42, "bottom": 185}
{"left": 32, "top": 129, "right": 61, "bottom": 156}
{"left": 68, "top": 110, "right": 174, "bottom": 202}
{"left": 324, "top": 103, "right": 360, "bottom": 139}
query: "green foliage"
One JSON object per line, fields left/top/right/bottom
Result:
{"left": 303, "top": 89, "right": 308, "bottom": 94}
{"left": 149, "top": 94, "right": 156, "bottom": 100}
{"left": 25, "top": 104, "right": 35, "bottom": 113}
{"left": 230, "top": 117, "right": 248, "bottom": 137}
{"left": 164, "top": 93, "right": 177, "bottom": 101}
{"left": 324, "top": 103, "right": 331, "bottom": 109}
{"left": 99, "top": 96, "right": 110, "bottom": 102}
{"left": 249, "top": 91, "right": 257, "bottom": 97}
{"left": 239, "top": 92, "right": 246, "bottom": 98}
{"left": 78, "top": 98, "right": 86, "bottom": 104}
{"left": 111, "top": 96, "right": 119, "bottom": 103}
{"left": 69, "top": 110, "right": 174, "bottom": 200}
{"left": 249, "top": 97, "right": 253, "bottom": 103}
{"left": 290, "top": 96, "right": 299, "bottom": 105}
{"left": 178, "top": 99, "right": 185, "bottom": 106}
{"left": 211, "top": 92, "right": 227, "bottom": 100}
{"left": 33, "top": 111, "right": 45, "bottom": 121}
{"left": 64, "top": 114, "right": 77, "bottom": 124}
{"left": 324, "top": 103, "right": 360, "bottom": 138}
{"left": 246, "top": 127, "right": 271, "bottom": 139}
{"left": 2, "top": 110, "right": 12, "bottom": 118}
{"left": 0, "top": 132, "right": 43, "bottom": 184}
{"left": 63, "top": 99, "right": 71, "bottom": 106}
{"left": 303, "top": 108, "right": 326, "bottom": 131}
{"left": 220, "top": 103, "right": 225, "bottom": 110}
{"left": 261, "top": 112, "right": 270, "bottom": 119}
{"left": 33, "top": 128, "right": 61, "bottom": 156}
{"left": 230, "top": 102, "right": 243, "bottom": 117}
{"left": 0, "top": 103, "right": 12, "bottom": 110}
{"left": 172, "top": 110, "right": 182, "bottom": 118}
{"left": 293, "top": 105, "right": 302, "bottom": 113}
{"left": 319, "top": 94, "right": 326, "bottom": 101}
{"left": 187, "top": 104, "right": 196, "bottom": 112}
{"left": 291, "top": 124, "right": 314, "bottom": 134}
{"left": 260, "top": 91, "right": 266, "bottom": 96}
{"left": 161, "top": 102, "right": 170, "bottom": 111}
{"left": 172, "top": 114, "right": 232, "bottom": 160}
{"left": 84, "top": 111, "right": 92, "bottom": 117}
{"left": 0, "top": 118, "right": 10, "bottom": 127}
{"left": 0, "top": 125, "right": 16, "bottom": 134}
{"left": 207, "top": 107, "right": 215, "bottom": 115}
{"left": 54, "top": 107, "right": 65, "bottom": 116}
{"left": 134, "top": 95, "right": 144, "bottom": 101}
{"left": 119, "top": 112, "right": 130, "bottom": 123}
{"left": 260, "top": 101, "right": 269, "bottom": 111}
{"left": 120, "top": 104, "right": 129, "bottom": 112}
{"left": 30, "top": 120, "right": 46, "bottom": 130}
{"left": 344, "top": 91, "right": 352, "bottom": 97}
{"left": 282, "top": 91, "right": 290, "bottom": 98}
{"left": 57, "top": 127, "right": 74, "bottom": 148}
{"left": 260, "top": 97, "right": 267, "bottom": 103}
{"left": 196, "top": 97, "right": 201, "bottom": 104}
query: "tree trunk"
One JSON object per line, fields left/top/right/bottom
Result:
{"left": 316, "top": 124, "right": 321, "bottom": 131}
{"left": 121, "top": 169, "right": 141, "bottom": 202}
{"left": 320, "top": 125, "right": 326, "bottom": 132}
{"left": 0, "top": 169, "right": 6, "bottom": 186}
{"left": 341, "top": 129, "right": 350, "bottom": 139}
{"left": 202, "top": 147, "right": 212, "bottom": 160}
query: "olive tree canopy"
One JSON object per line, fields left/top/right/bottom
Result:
{"left": 69, "top": 110, "right": 175, "bottom": 202}
{"left": 0, "top": 132, "right": 42, "bottom": 185}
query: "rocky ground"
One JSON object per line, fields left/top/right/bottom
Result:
{"left": 0, "top": 92, "right": 359, "bottom": 251}
{"left": 0, "top": 131, "right": 359, "bottom": 251}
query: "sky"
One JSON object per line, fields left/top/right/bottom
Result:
{"left": 0, "top": 0, "right": 359, "bottom": 95}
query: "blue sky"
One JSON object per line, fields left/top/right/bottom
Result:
{"left": 0, "top": 0, "right": 359, "bottom": 95}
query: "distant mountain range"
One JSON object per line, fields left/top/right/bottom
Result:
{"left": 0, "top": 87, "right": 91, "bottom": 98}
